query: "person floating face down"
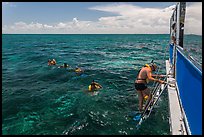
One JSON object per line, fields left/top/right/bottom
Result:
{"left": 75, "top": 67, "right": 82, "bottom": 72}
{"left": 48, "top": 59, "right": 57, "bottom": 66}
{"left": 75, "top": 67, "right": 84, "bottom": 75}
{"left": 88, "top": 80, "right": 102, "bottom": 91}
{"left": 58, "top": 63, "right": 69, "bottom": 68}
{"left": 135, "top": 63, "right": 165, "bottom": 112}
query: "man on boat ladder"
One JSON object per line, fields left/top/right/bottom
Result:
{"left": 134, "top": 60, "right": 173, "bottom": 128}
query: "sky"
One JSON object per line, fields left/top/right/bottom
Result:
{"left": 2, "top": 2, "right": 202, "bottom": 35}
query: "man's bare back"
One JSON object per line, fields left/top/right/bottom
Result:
{"left": 135, "top": 67, "right": 150, "bottom": 84}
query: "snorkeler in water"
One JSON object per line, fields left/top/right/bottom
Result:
{"left": 48, "top": 59, "right": 57, "bottom": 66}
{"left": 88, "top": 80, "right": 102, "bottom": 91}
{"left": 58, "top": 63, "right": 69, "bottom": 68}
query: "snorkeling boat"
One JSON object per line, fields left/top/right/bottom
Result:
{"left": 166, "top": 2, "right": 202, "bottom": 135}
{"left": 134, "top": 2, "right": 202, "bottom": 135}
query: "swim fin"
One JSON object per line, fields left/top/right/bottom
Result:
{"left": 133, "top": 114, "right": 142, "bottom": 121}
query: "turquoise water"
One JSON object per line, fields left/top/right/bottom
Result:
{"left": 2, "top": 34, "right": 202, "bottom": 135}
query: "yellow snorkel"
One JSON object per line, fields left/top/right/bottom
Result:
{"left": 144, "top": 64, "right": 150, "bottom": 68}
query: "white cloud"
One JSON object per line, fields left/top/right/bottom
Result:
{"left": 90, "top": 3, "right": 174, "bottom": 30}
{"left": 73, "top": 17, "right": 79, "bottom": 24}
{"left": 2, "top": 2, "right": 202, "bottom": 34}
{"left": 185, "top": 2, "right": 202, "bottom": 35}
{"left": 43, "top": 24, "right": 53, "bottom": 29}
{"left": 56, "top": 22, "right": 66, "bottom": 29}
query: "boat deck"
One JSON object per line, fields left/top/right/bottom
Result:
{"left": 165, "top": 60, "right": 187, "bottom": 135}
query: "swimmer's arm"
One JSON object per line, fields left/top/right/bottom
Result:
{"left": 147, "top": 71, "right": 155, "bottom": 81}
{"left": 99, "top": 84, "right": 103, "bottom": 88}
{"left": 147, "top": 70, "right": 164, "bottom": 83}
{"left": 152, "top": 74, "right": 166, "bottom": 78}
{"left": 94, "top": 82, "right": 102, "bottom": 88}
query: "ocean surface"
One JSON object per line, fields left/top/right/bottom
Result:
{"left": 2, "top": 34, "right": 202, "bottom": 135}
